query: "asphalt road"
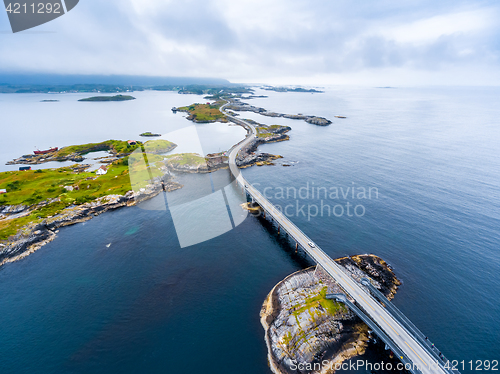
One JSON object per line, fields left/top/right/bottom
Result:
{"left": 220, "top": 101, "right": 448, "bottom": 374}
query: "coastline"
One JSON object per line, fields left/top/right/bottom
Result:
{"left": 0, "top": 183, "right": 173, "bottom": 267}
{"left": 260, "top": 255, "right": 400, "bottom": 374}
{"left": 0, "top": 94, "right": 325, "bottom": 267}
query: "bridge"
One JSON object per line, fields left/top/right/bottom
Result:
{"left": 220, "top": 101, "right": 458, "bottom": 374}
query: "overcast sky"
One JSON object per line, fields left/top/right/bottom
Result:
{"left": 1, "top": 0, "right": 499, "bottom": 85}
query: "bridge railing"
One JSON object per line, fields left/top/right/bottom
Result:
{"left": 361, "top": 278, "right": 460, "bottom": 374}
{"left": 327, "top": 293, "right": 424, "bottom": 374}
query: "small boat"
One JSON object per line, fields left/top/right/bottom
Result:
{"left": 335, "top": 115, "right": 347, "bottom": 119}
{"left": 34, "top": 147, "right": 58, "bottom": 155}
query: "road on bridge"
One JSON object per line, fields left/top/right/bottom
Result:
{"left": 220, "top": 101, "right": 449, "bottom": 374}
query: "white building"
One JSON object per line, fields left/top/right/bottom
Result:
{"left": 96, "top": 165, "right": 108, "bottom": 175}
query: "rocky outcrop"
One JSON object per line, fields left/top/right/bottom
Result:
{"left": 231, "top": 122, "right": 290, "bottom": 168}
{"left": 7, "top": 152, "right": 84, "bottom": 165}
{"left": 225, "top": 101, "right": 332, "bottom": 126}
{"left": 163, "top": 154, "right": 228, "bottom": 174}
{"left": 0, "top": 181, "right": 182, "bottom": 267}
{"left": 261, "top": 255, "right": 400, "bottom": 374}
{"left": 305, "top": 117, "right": 331, "bottom": 126}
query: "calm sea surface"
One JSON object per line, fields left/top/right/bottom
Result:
{"left": 0, "top": 87, "right": 499, "bottom": 374}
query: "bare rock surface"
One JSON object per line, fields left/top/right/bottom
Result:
{"left": 226, "top": 101, "right": 332, "bottom": 126}
{"left": 0, "top": 181, "right": 182, "bottom": 267}
{"left": 260, "top": 254, "right": 400, "bottom": 374}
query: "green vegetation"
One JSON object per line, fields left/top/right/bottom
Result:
{"left": 164, "top": 153, "right": 206, "bottom": 166}
{"left": 0, "top": 163, "right": 132, "bottom": 207}
{"left": 78, "top": 95, "right": 136, "bottom": 102}
{"left": 257, "top": 131, "right": 273, "bottom": 138}
{"left": 176, "top": 102, "right": 227, "bottom": 122}
{"left": 291, "top": 287, "right": 346, "bottom": 319}
{"left": 0, "top": 160, "right": 133, "bottom": 241}
{"left": 256, "top": 125, "right": 285, "bottom": 138}
{"left": 140, "top": 132, "right": 161, "bottom": 137}
{"left": 143, "top": 139, "right": 177, "bottom": 154}
{"left": 56, "top": 140, "right": 143, "bottom": 157}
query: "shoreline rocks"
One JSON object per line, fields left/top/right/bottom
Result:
{"left": 225, "top": 101, "right": 332, "bottom": 126}
{"left": 0, "top": 180, "right": 182, "bottom": 267}
{"left": 261, "top": 254, "right": 400, "bottom": 374}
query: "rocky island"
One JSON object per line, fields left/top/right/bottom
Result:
{"left": 1, "top": 89, "right": 334, "bottom": 267}
{"left": 78, "top": 95, "right": 136, "bottom": 102}
{"left": 140, "top": 132, "right": 162, "bottom": 137}
{"left": 261, "top": 255, "right": 400, "bottom": 374}
{"left": 262, "top": 86, "right": 324, "bottom": 93}
{"left": 6, "top": 139, "right": 176, "bottom": 166}
{"left": 225, "top": 100, "right": 332, "bottom": 126}
{"left": 173, "top": 102, "right": 228, "bottom": 123}
{"left": 235, "top": 121, "right": 291, "bottom": 168}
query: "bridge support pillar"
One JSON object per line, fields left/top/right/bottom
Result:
{"left": 295, "top": 242, "right": 298, "bottom": 253}
{"left": 278, "top": 226, "right": 280, "bottom": 234}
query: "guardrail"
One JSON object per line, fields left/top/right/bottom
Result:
{"left": 223, "top": 101, "right": 449, "bottom": 374}
{"left": 327, "top": 293, "right": 424, "bottom": 374}
{"left": 361, "top": 278, "right": 460, "bottom": 374}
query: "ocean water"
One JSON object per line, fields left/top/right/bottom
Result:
{"left": 0, "top": 90, "right": 246, "bottom": 172}
{"left": 0, "top": 87, "right": 499, "bottom": 373}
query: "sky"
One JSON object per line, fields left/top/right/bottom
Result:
{"left": 0, "top": 0, "right": 499, "bottom": 86}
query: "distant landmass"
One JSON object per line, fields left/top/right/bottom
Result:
{"left": 78, "top": 95, "right": 136, "bottom": 102}
{"left": 0, "top": 74, "right": 230, "bottom": 86}
{"left": 0, "top": 74, "right": 235, "bottom": 94}
{"left": 262, "top": 86, "right": 324, "bottom": 93}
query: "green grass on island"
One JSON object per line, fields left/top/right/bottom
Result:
{"left": 0, "top": 145, "right": 204, "bottom": 242}
{"left": 164, "top": 153, "right": 206, "bottom": 166}
{"left": 176, "top": 101, "right": 227, "bottom": 122}
{"left": 51, "top": 139, "right": 175, "bottom": 158}
{"left": 291, "top": 286, "right": 347, "bottom": 319}
{"left": 143, "top": 139, "right": 176, "bottom": 154}
{"left": 0, "top": 159, "right": 132, "bottom": 241}
{"left": 255, "top": 125, "right": 285, "bottom": 138}
{"left": 140, "top": 132, "right": 161, "bottom": 137}
{"left": 55, "top": 140, "right": 143, "bottom": 157}
{"left": 0, "top": 139, "right": 178, "bottom": 242}
{"left": 78, "top": 95, "right": 136, "bottom": 102}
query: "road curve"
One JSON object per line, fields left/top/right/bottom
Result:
{"left": 220, "top": 101, "right": 449, "bottom": 374}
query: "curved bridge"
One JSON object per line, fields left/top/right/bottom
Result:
{"left": 221, "top": 101, "right": 459, "bottom": 374}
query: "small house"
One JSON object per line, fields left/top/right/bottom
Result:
{"left": 19, "top": 166, "right": 31, "bottom": 171}
{"left": 0, "top": 189, "right": 6, "bottom": 194}
{"left": 96, "top": 165, "right": 108, "bottom": 175}
{"left": 128, "top": 140, "right": 137, "bottom": 145}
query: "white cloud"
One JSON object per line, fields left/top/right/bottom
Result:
{"left": 373, "top": 8, "right": 496, "bottom": 45}
{"left": 0, "top": 0, "right": 499, "bottom": 85}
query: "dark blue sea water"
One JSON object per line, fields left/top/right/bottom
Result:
{"left": 0, "top": 87, "right": 499, "bottom": 373}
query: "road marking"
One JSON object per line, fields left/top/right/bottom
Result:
{"left": 379, "top": 315, "right": 399, "bottom": 335}
{"left": 404, "top": 341, "right": 428, "bottom": 366}
{"left": 344, "top": 282, "right": 355, "bottom": 291}
{"left": 236, "top": 119, "right": 445, "bottom": 373}
{"left": 358, "top": 294, "right": 375, "bottom": 310}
